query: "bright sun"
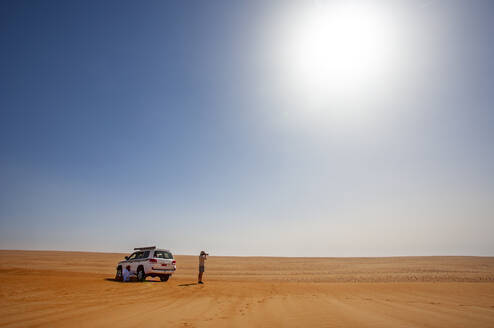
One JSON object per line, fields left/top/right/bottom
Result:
{"left": 277, "top": 1, "right": 399, "bottom": 121}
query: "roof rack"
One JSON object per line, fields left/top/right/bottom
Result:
{"left": 134, "top": 246, "right": 156, "bottom": 251}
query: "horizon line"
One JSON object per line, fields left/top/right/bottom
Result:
{"left": 1, "top": 248, "right": 493, "bottom": 259}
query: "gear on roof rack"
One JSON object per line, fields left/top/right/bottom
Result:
{"left": 134, "top": 246, "right": 156, "bottom": 251}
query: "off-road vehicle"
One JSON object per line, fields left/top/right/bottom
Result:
{"left": 115, "top": 246, "right": 176, "bottom": 282}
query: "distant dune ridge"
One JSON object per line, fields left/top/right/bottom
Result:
{"left": 1, "top": 250, "right": 494, "bottom": 327}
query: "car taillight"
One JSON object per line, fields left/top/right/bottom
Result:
{"left": 149, "top": 258, "right": 157, "bottom": 263}
{"left": 172, "top": 260, "right": 176, "bottom": 264}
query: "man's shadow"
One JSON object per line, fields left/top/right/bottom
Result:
{"left": 178, "top": 283, "right": 197, "bottom": 287}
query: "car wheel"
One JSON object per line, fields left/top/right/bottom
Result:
{"left": 137, "top": 267, "right": 146, "bottom": 282}
{"left": 115, "top": 267, "right": 123, "bottom": 281}
{"left": 160, "top": 274, "right": 170, "bottom": 282}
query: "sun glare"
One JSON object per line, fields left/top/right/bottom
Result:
{"left": 278, "top": 2, "right": 399, "bottom": 121}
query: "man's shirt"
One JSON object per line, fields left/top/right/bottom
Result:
{"left": 123, "top": 268, "right": 132, "bottom": 282}
{"left": 199, "top": 255, "right": 206, "bottom": 266}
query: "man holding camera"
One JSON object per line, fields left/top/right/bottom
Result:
{"left": 198, "top": 251, "right": 208, "bottom": 284}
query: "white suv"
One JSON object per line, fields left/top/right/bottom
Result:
{"left": 115, "top": 246, "right": 176, "bottom": 282}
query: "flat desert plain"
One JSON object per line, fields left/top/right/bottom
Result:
{"left": 1, "top": 251, "right": 494, "bottom": 327}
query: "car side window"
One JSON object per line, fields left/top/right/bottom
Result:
{"left": 127, "top": 252, "right": 138, "bottom": 260}
{"left": 154, "top": 251, "right": 164, "bottom": 259}
{"left": 142, "top": 251, "right": 150, "bottom": 259}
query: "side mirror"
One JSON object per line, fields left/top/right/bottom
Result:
{"left": 125, "top": 256, "right": 129, "bottom": 260}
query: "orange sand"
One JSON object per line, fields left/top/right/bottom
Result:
{"left": 1, "top": 250, "right": 494, "bottom": 327}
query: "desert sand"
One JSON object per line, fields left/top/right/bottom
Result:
{"left": 1, "top": 250, "right": 494, "bottom": 327}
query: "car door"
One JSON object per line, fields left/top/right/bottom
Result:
{"left": 127, "top": 252, "right": 141, "bottom": 273}
{"left": 132, "top": 251, "right": 151, "bottom": 273}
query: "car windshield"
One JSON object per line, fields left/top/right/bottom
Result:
{"left": 154, "top": 251, "right": 173, "bottom": 259}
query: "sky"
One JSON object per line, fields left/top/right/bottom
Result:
{"left": 1, "top": 0, "right": 493, "bottom": 257}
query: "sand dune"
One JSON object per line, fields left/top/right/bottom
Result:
{"left": 1, "top": 250, "right": 494, "bottom": 327}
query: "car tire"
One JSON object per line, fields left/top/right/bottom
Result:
{"left": 160, "top": 274, "right": 170, "bottom": 282}
{"left": 115, "top": 266, "right": 123, "bottom": 281}
{"left": 137, "top": 267, "right": 146, "bottom": 282}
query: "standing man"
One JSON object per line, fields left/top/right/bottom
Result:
{"left": 198, "top": 251, "right": 208, "bottom": 284}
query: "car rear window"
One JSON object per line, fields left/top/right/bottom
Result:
{"left": 154, "top": 251, "right": 173, "bottom": 259}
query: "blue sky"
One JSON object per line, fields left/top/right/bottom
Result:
{"left": 1, "top": 0, "right": 493, "bottom": 256}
